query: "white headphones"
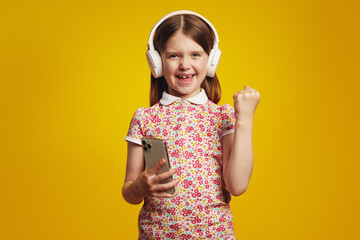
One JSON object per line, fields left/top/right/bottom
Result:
{"left": 146, "top": 10, "right": 221, "bottom": 78}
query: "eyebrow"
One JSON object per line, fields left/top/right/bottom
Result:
{"left": 163, "top": 50, "right": 205, "bottom": 55}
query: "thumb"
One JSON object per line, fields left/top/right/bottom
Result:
{"left": 244, "top": 85, "right": 250, "bottom": 90}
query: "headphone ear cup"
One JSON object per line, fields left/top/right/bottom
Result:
{"left": 146, "top": 50, "right": 163, "bottom": 78}
{"left": 207, "top": 48, "right": 221, "bottom": 77}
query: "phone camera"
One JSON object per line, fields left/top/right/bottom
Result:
{"left": 141, "top": 140, "right": 152, "bottom": 151}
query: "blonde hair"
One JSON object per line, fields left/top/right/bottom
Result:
{"left": 150, "top": 14, "right": 221, "bottom": 106}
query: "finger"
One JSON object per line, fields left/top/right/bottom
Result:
{"left": 154, "top": 168, "right": 177, "bottom": 183}
{"left": 152, "top": 190, "right": 179, "bottom": 198}
{"left": 148, "top": 158, "right": 166, "bottom": 175}
{"left": 149, "top": 178, "right": 178, "bottom": 197}
{"left": 235, "top": 88, "right": 250, "bottom": 95}
{"left": 155, "top": 178, "right": 179, "bottom": 191}
{"left": 151, "top": 179, "right": 179, "bottom": 194}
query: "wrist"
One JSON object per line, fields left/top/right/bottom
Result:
{"left": 130, "top": 180, "right": 144, "bottom": 201}
{"left": 235, "top": 116, "right": 254, "bottom": 127}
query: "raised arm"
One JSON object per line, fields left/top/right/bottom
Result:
{"left": 222, "top": 85, "right": 260, "bottom": 196}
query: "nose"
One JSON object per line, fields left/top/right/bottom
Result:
{"left": 179, "top": 57, "right": 190, "bottom": 70}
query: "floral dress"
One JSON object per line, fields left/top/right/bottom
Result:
{"left": 125, "top": 89, "right": 236, "bottom": 239}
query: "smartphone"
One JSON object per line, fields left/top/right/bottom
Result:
{"left": 142, "top": 137, "right": 175, "bottom": 195}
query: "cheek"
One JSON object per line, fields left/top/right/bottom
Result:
{"left": 197, "top": 59, "right": 208, "bottom": 74}
{"left": 162, "top": 60, "right": 176, "bottom": 74}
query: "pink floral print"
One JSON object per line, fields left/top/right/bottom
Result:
{"left": 126, "top": 97, "right": 236, "bottom": 239}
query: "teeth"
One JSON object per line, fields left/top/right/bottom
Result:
{"left": 179, "top": 75, "right": 192, "bottom": 79}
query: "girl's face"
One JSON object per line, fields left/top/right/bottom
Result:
{"left": 161, "top": 30, "right": 209, "bottom": 99}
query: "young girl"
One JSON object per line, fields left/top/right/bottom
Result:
{"left": 122, "top": 10, "right": 260, "bottom": 239}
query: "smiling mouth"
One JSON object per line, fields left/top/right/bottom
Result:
{"left": 177, "top": 74, "right": 194, "bottom": 79}
{"left": 176, "top": 74, "right": 194, "bottom": 83}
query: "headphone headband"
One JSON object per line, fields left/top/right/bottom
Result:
{"left": 147, "top": 10, "right": 220, "bottom": 51}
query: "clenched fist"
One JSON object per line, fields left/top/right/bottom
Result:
{"left": 233, "top": 85, "right": 261, "bottom": 121}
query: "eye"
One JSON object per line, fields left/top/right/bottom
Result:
{"left": 192, "top": 52, "right": 202, "bottom": 57}
{"left": 168, "top": 54, "right": 178, "bottom": 58}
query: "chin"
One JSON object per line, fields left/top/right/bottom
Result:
{"left": 172, "top": 87, "right": 201, "bottom": 98}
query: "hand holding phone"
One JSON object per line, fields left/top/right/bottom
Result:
{"left": 142, "top": 137, "right": 176, "bottom": 195}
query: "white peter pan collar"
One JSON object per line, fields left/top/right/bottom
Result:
{"left": 159, "top": 89, "right": 208, "bottom": 106}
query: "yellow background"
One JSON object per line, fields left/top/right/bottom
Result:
{"left": 1, "top": 0, "right": 359, "bottom": 239}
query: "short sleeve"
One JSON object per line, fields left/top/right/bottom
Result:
{"left": 125, "top": 108, "right": 145, "bottom": 145}
{"left": 221, "top": 104, "right": 236, "bottom": 138}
